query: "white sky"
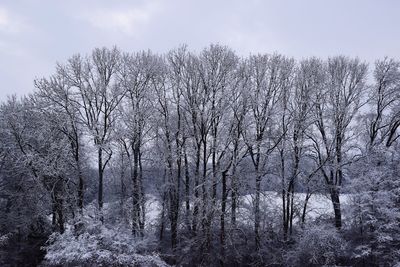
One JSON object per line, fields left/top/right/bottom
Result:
{"left": 1, "top": 0, "right": 400, "bottom": 100}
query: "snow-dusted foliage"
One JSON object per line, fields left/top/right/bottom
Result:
{"left": 348, "top": 146, "right": 400, "bottom": 265}
{"left": 43, "top": 214, "right": 169, "bottom": 267}
{"left": 286, "top": 225, "right": 347, "bottom": 266}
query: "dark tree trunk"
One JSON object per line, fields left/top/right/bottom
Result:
{"left": 56, "top": 195, "right": 65, "bottom": 234}
{"left": 192, "top": 143, "right": 201, "bottom": 235}
{"left": 139, "top": 151, "right": 145, "bottom": 236}
{"left": 170, "top": 158, "right": 181, "bottom": 249}
{"left": 220, "top": 170, "right": 228, "bottom": 266}
{"left": 159, "top": 168, "right": 167, "bottom": 241}
{"left": 201, "top": 138, "right": 208, "bottom": 233}
{"left": 330, "top": 188, "right": 342, "bottom": 229}
{"left": 231, "top": 173, "right": 237, "bottom": 227}
{"left": 98, "top": 147, "right": 103, "bottom": 211}
{"left": 255, "top": 169, "right": 261, "bottom": 250}
{"left": 184, "top": 148, "right": 191, "bottom": 230}
{"left": 301, "top": 192, "right": 312, "bottom": 225}
{"left": 72, "top": 138, "right": 84, "bottom": 212}
{"left": 132, "top": 146, "right": 140, "bottom": 235}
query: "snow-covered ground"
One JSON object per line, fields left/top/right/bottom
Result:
{"left": 143, "top": 192, "right": 351, "bottom": 229}
{"left": 237, "top": 192, "right": 351, "bottom": 227}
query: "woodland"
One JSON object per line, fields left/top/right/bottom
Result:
{"left": 0, "top": 45, "right": 399, "bottom": 266}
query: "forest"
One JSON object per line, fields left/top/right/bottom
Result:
{"left": 0, "top": 45, "right": 399, "bottom": 266}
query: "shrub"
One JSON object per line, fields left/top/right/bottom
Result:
{"left": 42, "top": 207, "right": 169, "bottom": 267}
{"left": 286, "top": 225, "right": 347, "bottom": 266}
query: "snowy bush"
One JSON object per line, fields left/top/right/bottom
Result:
{"left": 43, "top": 226, "right": 169, "bottom": 267}
{"left": 348, "top": 147, "right": 400, "bottom": 266}
{"left": 286, "top": 225, "right": 347, "bottom": 266}
{"left": 0, "top": 233, "right": 12, "bottom": 248}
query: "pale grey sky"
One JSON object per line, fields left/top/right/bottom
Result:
{"left": 1, "top": 0, "right": 400, "bottom": 99}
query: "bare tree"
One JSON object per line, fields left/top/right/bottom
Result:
{"left": 220, "top": 59, "right": 248, "bottom": 262}
{"left": 118, "top": 51, "right": 159, "bottom": 235}
{"left": 0, "top": 96, "right": 75, "bottom": 233}
{"left": 279, "top": 58, "right": 322, "bottom": 238}
{"left": 35, "top": 74, "right": 86, "bottom": 212}
{"left": 367, "top": 58, "right": 400, "bottom": 148}
{"left": 243, "top": 54, "right": 294, "bottom": 249}
{"left": 61, "top": 47, "right": 124, "bottom": 215}
{"left": 196, "top": 44, "right": 238, "bottom": 250}
{"left": 310, "top": 56, "right": 367, "bottom": 228}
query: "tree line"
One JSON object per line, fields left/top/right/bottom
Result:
{"left": 1, "top": 45, "right": 399, "bottom": 266}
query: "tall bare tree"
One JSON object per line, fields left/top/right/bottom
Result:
{"left": 310, "top": 56, "right": 367, "bottom": 228}
{"left": 244, "top": 54, "right": 294, "bottom": 249}
{"left": 35, "top": 74, "right": 86, "bottom": 212}
{"left": 61, "top": 47, "right": 124, "bottom": 214}
{"left": 118, "top": 50, "right": 160, "bottom": 235}
{"left": 367, "top": 58, "right": 400, "bottom": 148}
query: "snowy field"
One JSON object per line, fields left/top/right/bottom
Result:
{"left": 143, "top": 192, "right": 351, "bottom": 229}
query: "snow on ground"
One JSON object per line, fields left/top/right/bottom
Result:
{"left": 238, "top": 192, "right": 351, "bottom": 227}
{"left": 143, "top": 192, "right": 351, "bottom": 229}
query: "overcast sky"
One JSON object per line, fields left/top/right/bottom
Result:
{"left": 1, "top": 0, "right": 400, "bottom": 100}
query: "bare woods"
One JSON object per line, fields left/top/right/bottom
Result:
{"left": 1, "top": 45, "right": 399, "bottom": 266}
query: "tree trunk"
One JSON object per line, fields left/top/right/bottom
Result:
{"left": 254, "top": 165, "right": 261, "bottom": 250}
{"left": 56, "top": 194, "right": 65, "bottom": 234}
{"left": 170, "top": 157, "right": 181, "bottom": 249}
{"left": 192, "top": 143, "right": 201, "bottom": 235}
{"left": 330, "top": 188, "right": 342, "bottom": 229}
{"left": 98, "top": 147, "right": 104, "bottom": 211}
{"left": 220, "top": 170, "right": 228, "bottom": 265}
{"left": 139, "top": 151, "right": 145, "bottom": 236}
{"left": 132, "top": 146, "right": 140, "bottom": 235}
{"left": 120, "top": 160, "right": 126, "bottom": 217}
{"left": 289, "top": 187, "right": 294, "bottom": 235}
{"left": 171, "top": 214, "right": 178, "bottom": 249}
{"left": 231, "top": 168, "right": 237, "bottom": 227}
{"left": 78, "top": 169, "right": 84, "bottom": 211}
{"left": 184, "top": 147, "right": 191, "bottom": 230}
{"left": 201, "top": 138, "right": 208, "bottom": 234}
{"left": 301, "top": 192, "right": 311, "bottom": 225}
{"left": 201, "top": 137, "right": 212, "bottom": 251}
{"left": 73, "top": 141, "right": 84, "bottom": 212}
{"left": 159, "top": 168, "right": 167, "bottom": 241}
